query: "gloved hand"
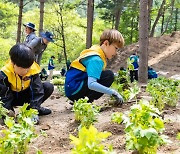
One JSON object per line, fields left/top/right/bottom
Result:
{"left": 111, "top": 90, "right": 124, "bottom": 106}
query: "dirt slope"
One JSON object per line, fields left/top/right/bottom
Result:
{"left": 108, "top": 31, "right": 180, "bottom": 78}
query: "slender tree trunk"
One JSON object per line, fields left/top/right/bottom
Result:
{"left": 16, "top": 0, "right": 23, "bottom": 43}
{"left": 139, "top": 0, "right": 149, "bottom": 83}
{"left": 148, "top": 0, "right": 153, "bottom": 33}
{"left": 39, "top": 0, "right": 45, "bottom": 35}
{"left": 130, "top": 17, "right": 134, "bottom": 43}
{"left": 161, "top": 6, "right": 165, "bottom": 33}
{"left": 174, "top": 8, "right": 178, "bottom": 31}
{"left": 162, "top": 0, "right": 175, "bottom": 35}
{"left": 86, "top": 0, "right": 94, "bottom": 49}
{"left": 150, "top": 0, "right": 166, "bottom": 37}
{"left": 114, "top": 0, "right": 123, "bottom": 30}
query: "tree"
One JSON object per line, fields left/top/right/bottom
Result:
{"left": 39, "top": 0, "right": 45, "bottom": 35}
{"left": 16, "top": 0, "right": 23, "bottom": 43}
{"left": 138, "top": 0, "right": 149, "bottom": 83}
{"left": 86, "top": 0, "right": 94, "bottom": 48}
{"left": 150, "top": 0, "right": 166, "bottom": 37}
{"left": 161, "top": 0, "right": 175, "bottom": 35}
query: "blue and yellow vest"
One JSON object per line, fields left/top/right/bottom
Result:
{"left": 1, "top": 61, "right": 40, "bottom": 92}
{"left": 71, "top": 45, "right": 107, "bottom": 71}
{"left": 65, "top": 45, "right": 107, "bottom": 97}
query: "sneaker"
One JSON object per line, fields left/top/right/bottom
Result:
{"left": 37, "top": 107, "right": 52, "bottom": 116}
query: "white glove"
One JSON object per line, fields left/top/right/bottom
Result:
{"left": 111, "top": 90, "right": 124, "bottom": 106}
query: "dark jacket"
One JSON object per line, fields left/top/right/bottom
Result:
{"left": 0, "top": 62, "right": 44, "bottom": 110}
{"left": 27, "top": 37, "right": 47, "bottom": 65}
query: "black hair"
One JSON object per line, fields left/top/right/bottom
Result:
{"left": 51, "top": 56, "right": 55, "bottom": 58}
{"left": 9, "top": 43, "right": 35, "bottom": 68}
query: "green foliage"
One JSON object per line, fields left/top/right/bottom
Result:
{"left": 69, "top": 125, "right": 115, "bottom": 154}
{"left": 0, "top": 103, "right": 40, "bottom": 154}
{"left": 112, "top": 70, "right": 140, "bottom": 102}
{"left": 127, "top": 57, "right": 134, "bottom": 71}
{"left": 123, "top": 100, "right": 171, "bottom": 153}
{"left": 177, "top": 132, "right": 180, "bottom": 140}
{"left": 111, "top": 112, "right": 123, "bottom": 124}
{"left": 52, "top": 77, "right": 65, "bottom": 85}
{"left": 72, "top": 98, "right": 100, "bottom": 129}
{"left": 0, "top": 1, "right": 18, "bottom": 38}
{"left": 0, "top": 101, "right": 8, "bottom": 119}
{"left": 147, "top": 77, "right": 180, "bottom": 111}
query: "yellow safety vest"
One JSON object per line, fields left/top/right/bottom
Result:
{"left": 71, "top": 45, "right": 107, "bottom": 71}
{"left": 1, "top": 61, "right": 40, "bottom": 92}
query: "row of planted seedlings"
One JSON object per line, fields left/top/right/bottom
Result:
{"left": 0, "top": 102, "right": 43, "bottom": 154}
{"left": 68, "top": 68, "right": 180, "bottom": 154}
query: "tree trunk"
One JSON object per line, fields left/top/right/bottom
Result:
{"left": 161, "top": 6, "right": 165, "bottom": 33}
{"left": 130, "top": 17, "right": 134, "bottom": 43}
{"left": 86, "top": 0, "right": 94, "bottom": 49}
{"left": 139, "top": 0, "right": 149, "bottom": 84}
{"left": 39, "top": 0, "right": 45, "bottom": 35}
{"left": 174, "top": 8, "right": 178, "bottom": 31}
{"left": 16, "top": 0, "right": 23, "bottom": 43}
{"left": 162, "top": 0, "right": 175, "bottom": 35}
{"left": 114, "top": 0, "right": 123, "bottom": 30}
{"left": 148, "top": 0, "right": 153, "bottom": 33}
{"left": 150, "top": 0, "right": 166, "bottom": 37}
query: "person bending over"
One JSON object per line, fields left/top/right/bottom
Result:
{"left": 65, "top": 29, "right": 124, "bottom": 105}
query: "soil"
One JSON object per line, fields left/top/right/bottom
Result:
{"left": 1, "top": 32, "right": 180, "bottom": 154}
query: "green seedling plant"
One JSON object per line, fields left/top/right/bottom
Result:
{"left": 57, "top": 85, "right": 65, "bottom": 96}
{"left": 69, "top": 125, "right": 115, "bottom": 154}
{"left": 177, "top": 133, "right": 180, "bottom": 140}
{"left": 147, "top": 77, "right": 180, "bottom": 111}
{"left": 123, "top": 100, "right": 171, "bottom": 154}
{"left": 52, "top": 77, "right": 65, "bottom": 85}
{"left": 0, "top": 101, "right": 8, "bottom": 118}
{"left": 112, "top": 70, "right": 140, "bottom": 102}
{"left": 72, "top": 98, "right": 100, "bottom": 129}
{"left": 111, "top": 112, "right": 123, "bottom": 124}
{"left": 0, "top": 103, "right": 42, "bottom": 154}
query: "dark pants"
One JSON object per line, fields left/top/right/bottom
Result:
{"left": 68, "top": 70, "right": 114, "bottom": 103}
{"left": 12, "top": 82, "right": 54, "bottom": 108}
{"left": 130, "top": 70, "right": 138, "bottom": 82}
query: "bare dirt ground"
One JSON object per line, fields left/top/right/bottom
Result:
{"left": 27, "top": 31, "right": 180, "bottom": 154}
{"left": 28, "top": 87, "right": 180, "bottom": 154}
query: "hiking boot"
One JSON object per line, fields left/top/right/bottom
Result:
{"left": 37, "top": 107, "right": 52, "bottom": 116}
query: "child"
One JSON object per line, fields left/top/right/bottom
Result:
{"left": 47, "top": 56, "right": 55, "bottom": 81}
{"left": 0, "top": 44, "right": 54, "bottom": 118}
{"left": 129, "top": 52, "right": 139, "bottom": 82}
{"left": 65, "top": 29, "right": 124, "bottom": 105}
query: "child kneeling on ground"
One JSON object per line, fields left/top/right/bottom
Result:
{"left": 65, "top": 29, "right": 124, "bottom": 105}
{"left": 0, "top": 44, "right": 54, "bottom": 120}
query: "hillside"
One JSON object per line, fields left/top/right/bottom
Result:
{"left": 108, "top": 31, "right": 180, "bottom": 79}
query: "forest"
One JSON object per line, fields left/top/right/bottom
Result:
{"left": 0, "top": 0, "right": 179, "bottom": 69}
